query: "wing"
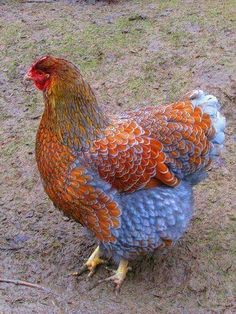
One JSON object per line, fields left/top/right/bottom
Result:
{"left": 85, "top": 100, "right": 215, "bottom": 193}
{"left": 127, "top": 100, "right": 215, "bottom": 179}
{"left": 85, "top": 120, "right": 179, "bottom": 193}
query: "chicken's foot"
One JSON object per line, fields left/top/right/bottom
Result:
{"left": 71, "top": 246, "right": 106, "bottom": 277}
{"left": 99, "top": 259, "right": 130, "bottom": 293}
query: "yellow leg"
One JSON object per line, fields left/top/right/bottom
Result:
{"left": 100, "top": 259, "right": 130, "bottom": 292}
{"left": 85, "top": 246, "right": 106, "bottom": 277}
{"left": 72, "top": 246, "right": 106, "bottom": 277}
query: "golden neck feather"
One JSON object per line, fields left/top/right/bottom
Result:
{"left": 41, "top": 75, "right": 109, "bottom": 151}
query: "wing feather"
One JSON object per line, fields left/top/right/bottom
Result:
{"left": 86, "top": 100, "right": 214, "bottom": 192}
{"left": 87, "top": 119, "right": 178, "bottom": 192}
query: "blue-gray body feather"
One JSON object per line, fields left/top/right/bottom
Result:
{"left": 100, "top": 181, "right": 193, "bottom": 261}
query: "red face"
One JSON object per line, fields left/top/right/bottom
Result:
{"left": 25, "top": 56, "right": 58, "bottom": 91}
{"left": 25, "top": 68, "right": 51, "bottom": 91}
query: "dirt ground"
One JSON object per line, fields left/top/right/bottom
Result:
{"left": 0, "top": 0, "right": 235, "bottom": 313}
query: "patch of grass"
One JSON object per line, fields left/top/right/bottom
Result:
{"left": 141, "top": 60, "right": 157, "bottom": 83}
{"left": 2, "top": 139, "right": 21, "bottom": 158}
{"left": 0, "top": 22, "right": 23, "bottom": 46}
{"left": 108, "top": 16, "right": 152, "bottom": 47}
{"left": 44, "top": 15, "right": 153, "bottom": 74}
{"left": 206, "top": 0, "right": 235, "bottom": 22}
{"left": 7, "top": 60, "right": 19, "bottom": 79}
{"left": 127, "top": 77, "right": 144, "bottom": 95}
{"left": 165, "top": 75, "right": 190, "bottom": 102}
{"left": 202, "top": 221, "right": 236, "bottom": 260}
{"left": 24, "top": 94, "right": 41, "bottom": 113}
{"left": 219, "top": 56, "right": 234, "bottom": 69}
{"left": 1, "top": 120, "right": 35, "bottom": 160}
{"left": 169, "top": 30, "right": 189, "bottom": 46}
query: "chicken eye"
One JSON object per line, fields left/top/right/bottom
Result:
{"left": 32, "top": 71, "right": 51, "bottom": 90}
{"left": 37, "top": 71, "right": 49, "bottom": 81}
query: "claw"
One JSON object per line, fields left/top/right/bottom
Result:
{"left": 70, "top": 264, "right": 88, "bottom": 277}
{"left": 98, "top": 259, "right": 129, "bottom": 293}
{"left": 99, "top": 273, "right": 123, "bottom": 294}
{"left": 70, "top": 246, "right": 106, "bottom": 278}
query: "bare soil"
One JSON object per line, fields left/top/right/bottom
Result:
{"left": 0, "top": 1, "right": 235, "bottom": 313}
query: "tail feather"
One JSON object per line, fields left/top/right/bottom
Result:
{"left": 188, "top": 89, "right": 226, "bottom": 157}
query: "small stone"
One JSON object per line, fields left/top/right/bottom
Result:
{"left": 87, "top": 0, "right": 96, "bottom": 4}
{"left": 122, "top": 29, "right": 130, "bottom": 34}
{"left": 128, "top": 14, "right": 147, "bottom": 21}
{"left": 13, "top": 234, "right": 29, "bottom": 244}
{"left": 26, "top": 211, "right": 34, "bottom": 218}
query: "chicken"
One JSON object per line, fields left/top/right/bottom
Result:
{"left": 25, "top": 56, "right": 226, "bottom": 290}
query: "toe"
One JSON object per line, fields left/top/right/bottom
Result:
{"left": 69, "top": 264, "right": 88, "bottom": 277}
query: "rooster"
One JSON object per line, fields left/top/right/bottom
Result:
{"left": 25, "top": 56, "right": 226, "bottom": 290}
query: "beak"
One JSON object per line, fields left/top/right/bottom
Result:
{"left": 23, "top": 70, "right": 33, "bottom": 92}
{"left": 23, "top": 70, "right": 33, "bottom": 82}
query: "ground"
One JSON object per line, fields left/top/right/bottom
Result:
{"left": 0, "top": 0, "right": 235, "bottom": 313}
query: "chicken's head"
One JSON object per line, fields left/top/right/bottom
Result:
{"left": 25, "top": 55, "right": 84, "bottom": 93}
{"left": 24, "top": 55, "right": 59, "bottom": 91}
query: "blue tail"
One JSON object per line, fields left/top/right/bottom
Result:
{"left": 189, "top": 90, "right": 226, "bottom": 158}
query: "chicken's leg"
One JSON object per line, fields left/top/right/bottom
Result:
{"left": 72, "top": 246, "right": 106, "bottom": 277}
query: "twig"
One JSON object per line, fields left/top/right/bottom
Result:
{"left": 0, "top": 278, "right": 51, "bottom": 293}
{"left": 22, "top": 1, "right": 56, "bottom": 3}
{"left": 0, "top": 247, "right": 24, "bottom": 251}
